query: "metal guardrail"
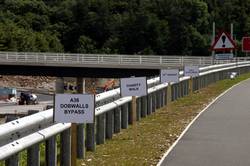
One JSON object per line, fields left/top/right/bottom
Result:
{"left": 0, "top": 51, "right": 249, "bottom": 69}
{"left": 1, "top": 61, "right": 250, "bottom": 163}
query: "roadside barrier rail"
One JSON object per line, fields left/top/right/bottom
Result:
{"left": 1, "top": 61, "right": 250, "bottom": 165}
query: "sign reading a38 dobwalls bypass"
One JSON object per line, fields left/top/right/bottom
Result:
{"left": 120, "top": 77, "right": 147, "bottom": 97}
{"left": 54, "top": 94, "right": 95, "bottom": 123}
{"left": 160, "top": 69, "right": 179, "bottom": 83}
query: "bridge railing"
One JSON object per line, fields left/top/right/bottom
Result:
{"left": 1, "top": 51, "right": 249, "bottom": 68}
{"left": 1, "top": 61, "right": 250, "bottom": 165}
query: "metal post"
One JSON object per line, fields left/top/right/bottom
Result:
{"left": 27, "top": 110, "right": 40, "bottom": 166}
{"left": 96, "top": 114, "right": 105, "bottom": 144}
{"left": 5, "top": 116, "right": 19, "bottom": 166}
{"left": 121, "top": 103, "right": 128, "bottom": 129}
{"left": 60, "top": 129, "right": 70, "bottom": 166}
{"left": 212, "top": 22, "right": 215, "bottom": 65}
{"left": 106, "top": 110, "right": 114, "bottom": 139}
{"left": 46, "top": 136, "right": 57, "bottom": 166}
{"left": 27, "top": 144, "right": 40, "bottom": 166}
{"left": 231, "top": 23, "right": 233, "bottom": 55}
{"left": 167, "top": 84, "right": 172, "bottom": 104}
{"left": 76, "top": 77, "right": 85, "bottom": 159}
{"left": 71, "top": 124, "right": 77, "bottom": 166}
{"left": 86, "top": 123, "right": 96, "bottom": 151}
{"left": 128, "top": 102, "right": 133, "bottom": 124}
{"left": 156, "top": 91, "right": 160, "bottom": 109}
{"left": 114, "top": 107, "right": 121, "bottom": 133}
{"left": 56, "top": 77, "right": 70, "bottom": 166}
{"left": 147, "top": 94, "right": 152, "bottom": 115}
{"left": 141, "top": 96, "right": 147, "bottom": 118}
{"left": 136, "top": 98, "right": 141, "bottom": 121}
{"left": 152, "top": 93, "right": 156, "bottom": 112}
{"left": 5, "top": 155, "right": 19, "bottom": 166}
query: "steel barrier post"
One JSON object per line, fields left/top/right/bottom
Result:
{"left": 121, "top": 103, "right": 128, "bottom": 129}
{"left": 76, "top": 77, "right": 85, "bottom": 159}
{"left": 147, "top": 94, "right": 152, "bottom": 115}
{"left": 96, "top": 114, "right": 106, "bottom": 144}
{"left": 27, "top": 110, "right": 40, "bottom": 166}
{"left": 60, "top": 129, "right": 70, "bottom": 166}
{"left": 106, "top": 110, "right": 114, "bottom": 139}
{"left": 5, "top": 155, "right": 19, "bottom": 166}
{"left": 5, "top": 116, "right": 19, "bottom": 166}
{"left": 141, "top": 96, "right": 147, "bottom": 117}
{"left": 86, "top": 123, "right": 96, "bottom": 151}
{"left": 46, "top": 136, "right": 57, "bottom": 166}
{"left": 136, "top": 98, "right": 141, "bottom": 121}
{"left": 167, "top": 84, "right": 172, "bottom": 105}
{"left": 156, "top": 91, "right": 161, "bottom": 109}
{"left": 114, "top": 107, "right": 121, "bottom": 133}
{"left": 152, "top": 93, "right": 156, "bottom": 112}
{"left": 56, "top": 77, "right": 70, "bottom": 166}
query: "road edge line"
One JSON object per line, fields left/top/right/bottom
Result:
{"left": 157, "top": 78, "right": 250, "bottom": 166}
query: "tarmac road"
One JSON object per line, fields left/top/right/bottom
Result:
{"left": 159, "top": 78, "right": 250, "bottom": 166}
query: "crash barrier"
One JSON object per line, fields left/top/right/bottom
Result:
{"left": 1, "top": 62, "right": 250, "bottom": 166}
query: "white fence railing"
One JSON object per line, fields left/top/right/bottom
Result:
{"left": 0, "top": 51, "right": 249, "bottom": 68}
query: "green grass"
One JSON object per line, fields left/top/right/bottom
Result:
{"left": 79, "top": 72, "right": 250, "bottom": 166}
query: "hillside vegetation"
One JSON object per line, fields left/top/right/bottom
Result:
{"left": 0, "top": 0, "right": 250, "bottom": 55}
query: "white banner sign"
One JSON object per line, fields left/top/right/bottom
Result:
{"left": 120, "top": 77, "right": 147, "bottom": 97}
{"left": 54, "top": 94, "right": 95, "bottom": 123}
{"left": 160, "top": 69, "right": 179, "bottom": 83}
{"left": 184, "top": 66, "right": 199, "bottom": 77}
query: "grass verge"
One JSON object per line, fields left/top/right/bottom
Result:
{"left": 80, "top": 73, "right": 250, "bottom": 166}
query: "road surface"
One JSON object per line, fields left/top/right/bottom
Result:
{"left": 160, "top": 79, "right": 250, "bottom": 166}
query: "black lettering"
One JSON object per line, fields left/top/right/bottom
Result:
{"left": 70, "top": 98, "right": 79, "bottom": 103}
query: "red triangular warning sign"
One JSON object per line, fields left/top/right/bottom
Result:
{"left": 211, "top": 31, "right": 236, "bottom": 51}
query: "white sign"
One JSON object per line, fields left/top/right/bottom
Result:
{"left": 54, "top": 94, "right": 95, "bottom": 123}
{"left": 120, "top": 77, "right": 147, "bottom": 97}
{"left": 215, "top": 53, "right": 234, "bottom": 60}
{"left": 160, "top": 69, "right": 179, "bottom": 83}
{"left": 184, "top": 66, "right": 199, "bottom": 77}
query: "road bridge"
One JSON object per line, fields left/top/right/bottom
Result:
{"left": 0, "top": 51, "right": 245, "bottom": 78}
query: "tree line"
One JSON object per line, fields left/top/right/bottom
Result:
{"left": 0, "top": 0, "right": 249, "bottom": 56}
